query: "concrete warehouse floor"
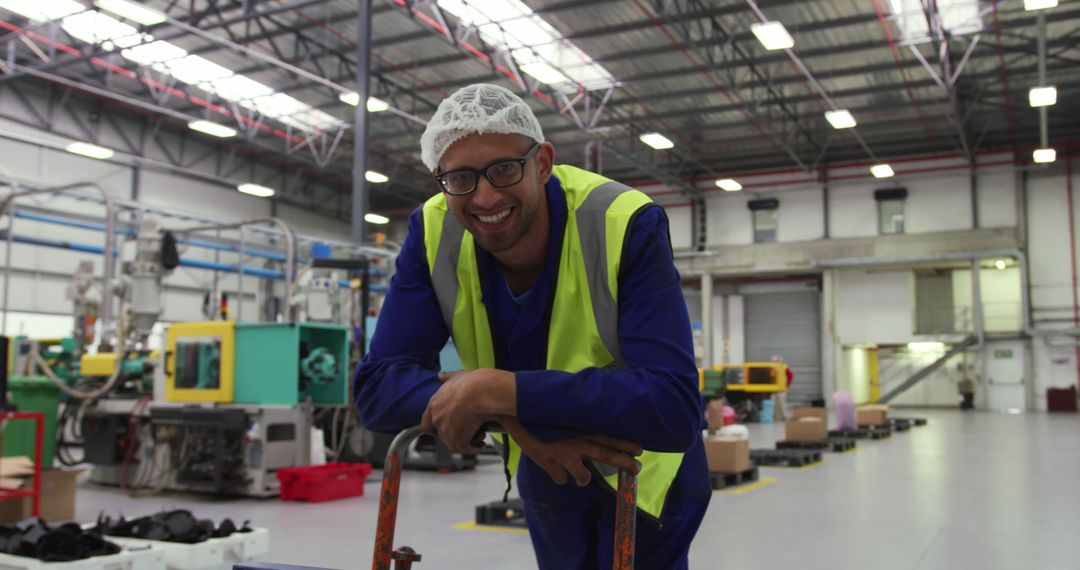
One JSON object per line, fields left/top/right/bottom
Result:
{"left": 74, "top": 408, "right": 1080, "bottom": 570}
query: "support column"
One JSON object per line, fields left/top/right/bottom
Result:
{"left": 701, "top": 274, "right": 713, "bottom": 368}
{"left": 351, "top": 0, "right": 373, "bottom": 244}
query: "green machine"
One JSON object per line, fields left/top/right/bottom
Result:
{"left": 234, "top": 322, "right": 349, "bottom": 405}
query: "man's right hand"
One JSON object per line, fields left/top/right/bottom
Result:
{"left": 495, "top": 416, "right": 643, "bottom": 487}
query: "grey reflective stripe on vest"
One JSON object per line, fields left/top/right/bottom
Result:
{"left": 431, "top": 212, "right": 465, "bottom": 331}
{"left": 575, "top": 180, "right": 634, "bottom": 370}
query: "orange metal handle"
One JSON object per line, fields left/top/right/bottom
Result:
{"left": 372, "top": 426, "right": 423, "bottom": 570}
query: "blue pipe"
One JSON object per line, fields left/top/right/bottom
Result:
{"left": 4, "top": 232, "right": 385, "bottom": 292}
{"left": 14, "top": 211, "right": 288, "bottom": 262}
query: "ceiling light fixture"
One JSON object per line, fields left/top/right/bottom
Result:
{"left": 65, "top": 142, "right": 114, "bottom": 160}
{"left": 870, "top": 164, "right": 895, "bottom": 178}
{"left": 715, "top": 179, "right": 742, "bottom": 192}
{"left": 825, "top": 109, "right": 857, "bottom": 129}
{"left": 639, "top": 132, "right": 674, "bottom": 150}
{"left": 1024, "top": 0, "right": 1058, "bottom": 10}
{"left": 237, "top": 183, "right": 275, "bottom": 198}
{"left": 994, "top": 259, "right": 1007, "bottom": 270}
{"left": 365, "top": 171, "right": 389, "bottom": 184}
{"left": 364, "top": 213, "right": 390, "bottom": 224}
{"left": 1028, "top": 86, "right": 1057, "bottom": 107}
{"left": 188, "top": 120, "right": 237, "bottom": 138}
{"left": 751, "top": 21, "right": 794, "bottom": 50}
{"left": 339, "top": 92, "right": 391, "bottom": 112}
{"left": 94, "top": 0, "right": 166, "bottom": 25}
{"left": 1032, "top": 148, "right": 1056, "bottom": 164}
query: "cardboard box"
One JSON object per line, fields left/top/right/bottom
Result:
{"left": 857, "top": 405, "right": 889, "bottom": 427}
{"left": 785, "top": 417, "right": 827, "bottom": 442}
{"left": 793, "top": 407, "right": 828, "bottom": 424}
{"left": 704, "top": 436, "right": 751, "bottom": 473}
{"left": 0, "top": 469, "right": 83, "bottom": 524}
{"left": 706, "top": 399, "right": 727, "bottom": 433}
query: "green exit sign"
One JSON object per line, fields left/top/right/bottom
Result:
{"left": 994, "top": 350, "right": 1013, "bottom": 359}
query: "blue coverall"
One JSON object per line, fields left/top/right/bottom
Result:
{"left": 354, "top": 175, "right": 711, "bottom": 569}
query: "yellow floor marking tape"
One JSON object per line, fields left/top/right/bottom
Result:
{"left": 453, "top": 520, "right": 529, "bottom": 535}
{"left": 718, "top": 477, "right": 777, "bottom": 495}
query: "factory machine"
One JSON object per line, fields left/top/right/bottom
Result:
{"left": 14, "top": 213, "right": 366, "bottom": 497}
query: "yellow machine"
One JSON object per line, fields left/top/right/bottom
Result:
{"left": 164, "top": 321, "right": 236, "bottom": 403}
{"left": 702, "top": 362, "right": 790, "bottom": 394}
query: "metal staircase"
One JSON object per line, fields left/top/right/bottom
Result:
{"left": 879, "top": 336, "right": 978, "bottom": 403}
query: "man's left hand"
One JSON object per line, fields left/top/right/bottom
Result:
{"left": 420, "top": 368, "right": 516, "bottom": 452}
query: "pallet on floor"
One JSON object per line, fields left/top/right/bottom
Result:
{"left": 893, "top": 416, "right": 928, "bottom": 426}
{"left": 777, "top": 438, "right": 856, "bottom": 452}
{"left": 829, "top": 426, "right": 891, "bottom": 440}
{"left": 709, "top": 466, "right": 759, "bottom": 490}
{"left": 889, "top": 418, "right": 913, "bottom": 432}
{"left": 750, "top": 448, "right": 822, "bottom": 467}
{"left": 475, "top": 498, "right": 527, "bottom": 529}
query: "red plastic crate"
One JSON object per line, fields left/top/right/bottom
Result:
{"left": 276, "top": 462, "right": 373, "bottom": 502}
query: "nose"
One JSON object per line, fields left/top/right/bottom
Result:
{"left": 469, "top": 176, "right": 502, "bottom": 210}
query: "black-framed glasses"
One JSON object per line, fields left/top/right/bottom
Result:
{"left": 434, "top": 143, "right": 541, "bottom": 196}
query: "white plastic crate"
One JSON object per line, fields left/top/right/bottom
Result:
{"left": 105, "top": 528, "right": 270, "bottom": 570}
{"left": 0, "top": 543, "right": 167, "bottom": 570}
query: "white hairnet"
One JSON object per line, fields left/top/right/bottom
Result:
{"left": 419, "top": 83, "right": 544, "bottom": 172}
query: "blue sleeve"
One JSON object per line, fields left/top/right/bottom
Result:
{"left": 353, "top": 209, "right": 448, "bottom": 433}
{"left": 514, "top": 205, "right": 703, "bottom": 453}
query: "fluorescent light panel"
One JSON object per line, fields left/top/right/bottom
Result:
{"left": 1033, "top": 148, "right": 1056, "bottom": 164}
{"left": 188, "top": 120, "right": 236, "bottom": 138}
{"left": 751, "top": 21, "right": 794, "bottom": 50}
{"left": 1028, "top": 86, "right": 1057, "bottom": 107}
{"left": 365, "top": 170, "right": 389, "bottom": 184}
{"left": 237, "top": 183, "right": 275, "bottom": 198}
{"left": 339, "top": 92, "right": 391, "bottom": 112}
{"left": 1024, "top": 0, "right": 1058, "bottom": 10}
{"left": 65, "top": 142, "right": 114, "bottom": 160}
{"left": 94, "top": 0, "right": 166, "bottom": 25}
{"left": 870, "top": 164, "right": 895, "bottom": 178}
{"left": 364, "top": 213, "right": 390, "bottom": 224}
{"left": 639, "top": 132, "right": 674, "bottom": 150}
{"left": 825, "top": 109, "right": 857, "bottom": 129}
{"left": 907, "top": 341, "right": 944, "bottom": 351}
{"left": 716, "top": 179, "right": 742, "bottom": 192}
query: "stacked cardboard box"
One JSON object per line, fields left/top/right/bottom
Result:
{"left": 0, "top": 460, "right": 83, "bottom": 524}
{"left": 856, "top": 404, "right": 889, "bottom": 427}
{"left": 704, "top": 436, "right": 751, "bottom": 473}
{"left": 785, "top": 417, "right": 827, "bottom": 442}
{"left": 792, "top": 407, "right": 828, "bottom": 424}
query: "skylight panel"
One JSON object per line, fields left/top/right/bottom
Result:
{"left": 0, "top": 0, "right": 83, "bottom": 22}
{"left": 122, "top": 40, "right": 186, "bottom": 65}
{"left": 1, "top": 1, "right": 346, "bottom": 133}
{"left": 162, "top": 55, "right": 233, "bottom": 85}
{"left": 205, "top": 74, "right": 273, "bottom": 103}
{"left": 62, "top": 10, "right": 143, "bottom": 49}
{"left": 436, "top": 0, "right": 614, "bottom": 92}
{"left": 888, "top": 0, "right": 982, "bottom": 40}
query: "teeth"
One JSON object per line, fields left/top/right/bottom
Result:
{"left": 476, "top": 208, "right": 511, "bottom": 224}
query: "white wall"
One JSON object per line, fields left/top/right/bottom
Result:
{"left": 834, "top": 269, "right": 914, "bottom": 345}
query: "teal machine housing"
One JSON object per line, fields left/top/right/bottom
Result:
{"left": 234, "top": 322, "right": 349, "bottom": 405}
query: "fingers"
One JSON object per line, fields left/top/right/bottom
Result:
{"left": 566, "top": 459, "right": 592, "bottom": 487}
{"left": 420, "top": 406, "right": 436, "bottom": 435}
{"left": 540, "top": 462, "right": 568, "bottom": 486}
{"left": 582, "top": 442, "right": 642, "bottom": 476}
{"left": 436, "top": 370, "right": 464, "bottom": 383}
{"left": 581, "top": 435, "right": 644, "bottom": 457}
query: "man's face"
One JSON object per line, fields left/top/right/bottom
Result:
{"left": 436, "top": 133, "right": 553, "bottom": 254}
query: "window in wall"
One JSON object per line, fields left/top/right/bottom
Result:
{"left": 915, "top": 270, "right": 956, "bottom": 334}
{"left": 875, "top": 188, "right": 908, "bottom": 235}
{"left": 748, "top": 199, "right": 779, "bottom": 244}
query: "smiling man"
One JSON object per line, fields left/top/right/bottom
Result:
{"left": 354, "top": 83, "right": 710, "bottom": 569}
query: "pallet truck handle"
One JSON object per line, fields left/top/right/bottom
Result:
{"left": 371, "top": 425, "right": 639, "bottom": 570}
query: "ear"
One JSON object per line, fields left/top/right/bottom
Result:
{"left": 535, "top": 142, "right": 555, "bottom": 184}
